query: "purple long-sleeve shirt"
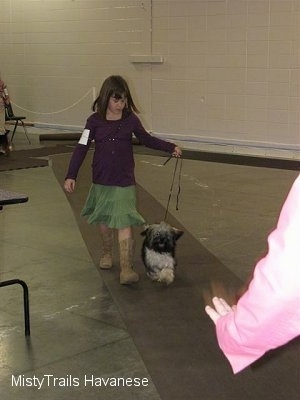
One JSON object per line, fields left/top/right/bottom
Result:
{"left": 65, "top": 111, "right": 176, "bottom": 187}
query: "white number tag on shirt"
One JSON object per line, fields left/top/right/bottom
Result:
{"left": 78, "top": 129, "right": 90, "bottom": 145}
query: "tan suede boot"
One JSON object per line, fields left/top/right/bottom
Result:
{"left": 119, "top": 238, "right": 139, "bottom": 284}
{"left": 99, "top": 230, "right": 114, "bottom": 269}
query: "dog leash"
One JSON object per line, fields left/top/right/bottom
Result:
{"left": 163, "top": 155, "right": 183, "bottom": 221}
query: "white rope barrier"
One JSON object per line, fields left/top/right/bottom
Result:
{"left": 11, "top": 87, "right": 95, "bottom": 115}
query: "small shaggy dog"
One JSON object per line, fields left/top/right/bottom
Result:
{"left": 141, "top": 221, "right": 184, "bottom": 285}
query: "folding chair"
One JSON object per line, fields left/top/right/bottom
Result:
{"left": 5, "top": 102, "right": 31, "bottom": 144}
{"left": 0, "top": 279, "right": 30, "bottom": 336}
{"left": 0, "top": 189, "right": 30, "bottom": 336}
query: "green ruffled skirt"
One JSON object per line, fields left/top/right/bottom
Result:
{"left": 81, "top": 184, "right": 145, "bottom": 229}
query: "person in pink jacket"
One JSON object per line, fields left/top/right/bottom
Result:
{"left": 205, "top": 174, "right": 300, "bottom": 374}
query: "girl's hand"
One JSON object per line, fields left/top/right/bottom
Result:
{"left": 64, "top": 178, "right": 76, "bottom": 193}
{"left": 172, "top": 146, "right": 182, "bottom": 158}
{"left": 205, "top": 297, "right": 236, "bottom": 324}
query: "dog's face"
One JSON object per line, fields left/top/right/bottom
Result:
{"left": 141, "top": 221, "right": 183, "bottom": 254}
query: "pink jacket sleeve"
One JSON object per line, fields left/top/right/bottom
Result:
{"left": 215, "top": 174, "right": 300, "bottom": 374}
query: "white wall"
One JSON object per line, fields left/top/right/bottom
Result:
{"left": 0, "top": 0, "right": 299, "bottom": 159}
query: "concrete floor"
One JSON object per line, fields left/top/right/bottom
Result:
{"left": 134, "top": 153, "right": 298, "bottom": 282}
{"left": 0, "top": 127, "right": 299, "bottom": 399}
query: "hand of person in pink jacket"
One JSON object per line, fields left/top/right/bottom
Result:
{"left": 205, "top": 297, "right": 236, "bottom": 324}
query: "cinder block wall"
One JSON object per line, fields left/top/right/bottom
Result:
{"left": 0, "top": 0, "right": 299, "bottom": 158}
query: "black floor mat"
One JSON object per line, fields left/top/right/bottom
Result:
{"left": 51, "top": 152, "right": 300, "bottom": 400}
{"left": 0, "top": 144, "right": 75, "bottom": 172}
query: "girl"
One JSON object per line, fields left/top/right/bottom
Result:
{"left": 64, "top": 75, "right": 182, "bottom": 285}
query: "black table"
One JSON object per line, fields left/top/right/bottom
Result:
{"left": 0, "top": 189, "right": 30, "bottom": 336}
{"left": 0, "top": 189, "right": 28, "bottom": 209}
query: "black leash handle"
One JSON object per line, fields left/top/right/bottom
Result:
{"left": 176, "top": 157, "right": 183, "bottom": 211}
{"left": 163, "top": 156, "right": 183, "bottom": 221}
{"left": 163, "top": 155, "right": 172, "bottom": 166}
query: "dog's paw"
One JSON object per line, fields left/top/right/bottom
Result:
{"left": 157, "top": 268, "right": 174, "bottom": 285}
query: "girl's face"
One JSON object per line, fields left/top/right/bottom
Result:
{"left": 106, "top": 94, "right": 127, "bottom": 119}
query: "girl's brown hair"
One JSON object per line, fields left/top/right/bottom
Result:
{"left": 92, "top": 75, "right": 139, "bottom": 119}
